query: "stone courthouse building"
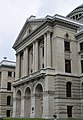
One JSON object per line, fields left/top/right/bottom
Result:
{"left": 0, "top": 59, "right": 15, "bottom": 117}
{"left": 13, "top": 4, "right": 83, "bottom": 119}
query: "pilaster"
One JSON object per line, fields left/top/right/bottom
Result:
{"left": 20, "top": 96, "right": 25, "bottom": 117}
{"left": 15, "top": 53, "right": 20, "bottom": 79}
{"left": 12, "top": 98, "right": 17, "bottom": 117}
{"left": 30, "top": 94, "right": 36, "bottom": 118}
{"left": 43, "top": 91, "right": 55, "bottom": 118}
{"left": 12, "top": 88, "right": 16, "bottom": 117}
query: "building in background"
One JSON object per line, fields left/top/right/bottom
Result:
{"left": 0, "top": 59, "right": 15, "bottom": 117}
{"left": 12, "top": 4, "right": 83, "bottom": 119}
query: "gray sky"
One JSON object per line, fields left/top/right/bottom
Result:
{"left": 0, "top": 0, "right": 83, "bottom": 62}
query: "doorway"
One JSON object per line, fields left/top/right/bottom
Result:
{"left": 7, "top": 110, "right": 10, "bottom": 117}
{"left": 67, "top": 106, "right": 72, "bottom": 117}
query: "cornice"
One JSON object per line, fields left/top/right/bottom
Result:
{"left": 13, "top": 14, "right": 83, "bottom": 50}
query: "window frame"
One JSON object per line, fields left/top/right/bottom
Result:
{"left": 8, "top": 71, "right": 12, "bottom": 77}
{"left": 7, "top": 82, "right": 11, "bottom": 90}
{"left": 7, "top": 96, "right": 11, "bottom": 105}
{"left": 66, "top": 82, "right": 72, "bottom": 97}
{"left": 65, "top": 59, "right": 71, "bottom": 73}
{"left": 64, "top": 41, "right": 70, "bottom": 52}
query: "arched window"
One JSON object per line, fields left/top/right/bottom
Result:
{"left": 7, "top": 96, "right": 11, "bottom": 105}
{"left": 66, "top": 82, "right": 71, "bottom": 97}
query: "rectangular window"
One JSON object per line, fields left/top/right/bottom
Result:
{"left": 65, "top": 60, "right": 71, "bottom": 73}
{"left": 66, "top": 82, "right": 71, "bottom": 97}
{"left": 80, "top": 42, "right": 83, "bottom": 51}
{"left": 81, "top": 60, "right": 83, "bottom": 73}
{"left": 64, "top": 41, "right": 70, "bottom": 51}
{"left": 7, "top": 82, "right": 11, "bottom": 90}
{"left": 8, "top": 71, "right": 12, "bottom": 77}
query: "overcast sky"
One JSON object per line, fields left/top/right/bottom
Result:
{"left": 0, "top": 0, "right": 83, "bottom": 62}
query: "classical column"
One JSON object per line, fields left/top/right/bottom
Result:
{"left": 47, "top": 31, "right": 51, "bottom": 67}
{"left": 23, "top": 47, "right": 29, "bottom": 76}
{"left": 35, "top": 40, "right": 38, "bottom": 71}
{"left": 13, "top": 97, "right": 17, "bottom": 117}
{"left": 15, "top": 53, "right": 20, "bottom": 79}
{"left": 20, "top": 96, "right": 25, "bottom": 117}
{"left": 44, "top": 33, "right": 47, "bottom": 68}
{"left": 25, "top": 47, "right": 29, "bottom": 75}
{"left": 33, "top": 42, "right": 35, "bottom": 72}
{"left": 23, "top": 49, "right": 26, "bottom": 76}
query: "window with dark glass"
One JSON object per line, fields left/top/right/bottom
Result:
{"left": 81, "top": 83, "right": 83, "bottom": 98}
{"left": 66, "top": 82, "right": 71, "bottom": 97}
{"left": 7, "top": 82, "right": 11, "bottom": 90}
{"left": 42, "top": 46, "right": 44, "bottom": 57}
{"left": 8, "top": 71, "right": 12, "bottom": 77}
{"left": 67, "top": 106, "right": 72, "bottom": 117}
{"left": 80, "top": 42, "right": 83, "bottom": 51}
{"left": 81, "top": 60, "right": 83, "bottom": 73}
{"left": 29, "top": 29, "right": 31, "bottom": 33}
{"left": 65, "top": 60, "right": 71, "bottom": 73}
{"left": 14, "top": 72, "right": 15, "bottom": 77}
{"left": 6, "top": 110, "right": 10, "bottom": 117}
{"left": 7, "top": 96, "right": 11, "bottom": 105}
{"left": 64, "top": 41, "right": 70, "bottom": 51}
{"left": 42, "top": 63, "right": 44, "bottom": 68}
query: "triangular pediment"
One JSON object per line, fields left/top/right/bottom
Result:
{"left": 13, "top": 18, "right": 45, "bottom": 49}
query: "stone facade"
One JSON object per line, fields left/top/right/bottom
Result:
{"left": 13, "top": 5, "right": 83, "bottom": 119}
{"left": 0, "top": 60, "right": 15, "bottom": 117}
